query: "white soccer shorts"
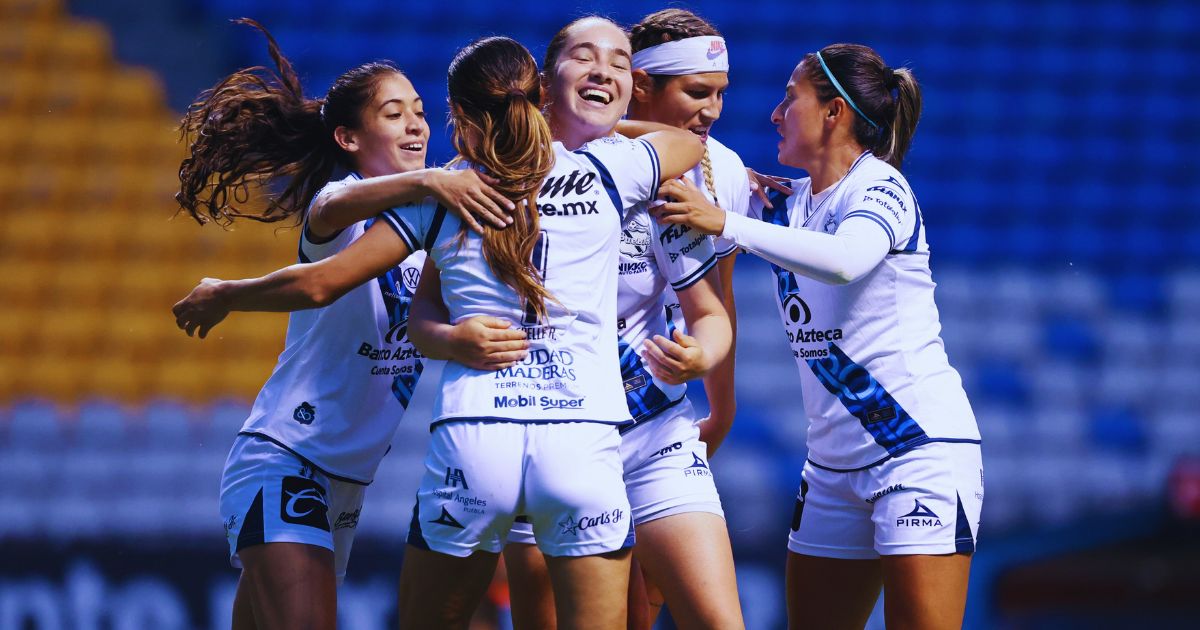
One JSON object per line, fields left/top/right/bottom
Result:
{"left": 220, "top": 434, "right": 366, "bottom": 584}
{"left": 787, "top": 441, "right": 983, "bottom": 559}
{"left": 509, "top": 400, "right": 723, "bottom": 546}
{"left": 408, "top": 421, "right": 633, "bottom": 558}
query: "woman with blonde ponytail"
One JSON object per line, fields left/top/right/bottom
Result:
{"left": 497, "top": 9, "right": 747, "bottom": 630}
{"left": 181, "top": 29, "right": 704, "bottom": 629}
{"left": 654, "top": 43, "right": 982, "bottom": 630}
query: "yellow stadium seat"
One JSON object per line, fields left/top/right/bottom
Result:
{"left": 0, "top": 0, "right": 62, "bottom": 25}
{"left": 83, "top": 355, "right": 148, "bottom": 401}
{"left": 0, "top": 202, "right": 63, "bottom": 254}
{"left": 48, "top": 20, "right": 112, "bottom": 71}
{"left": 101, "top": 68, "right": 167, "bottom": 119}
{"left": 43, "top": 261, "right": 114, "bottom": 309}
{"left": 38, "top": 69, "right": 108, "bottom": 116}
{"left": 0, "top": 68, "right": 41, "bottom": 114}
{"left": 0, "top": 116, "right": 30, "bottom": 162}
{"left": 26, "top": 116, "right": 88, "bottom": 166}
{"left": 18, "top": 346, "right": 86, "bottom": 402}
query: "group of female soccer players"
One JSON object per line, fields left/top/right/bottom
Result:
{"left": 172, "top": 8, "right": 982, "bottom": 630}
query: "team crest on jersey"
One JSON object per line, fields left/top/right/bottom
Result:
{"left": 620, "top": 214, "right": 652, "bottom": 258}
{"left": 823, "top": 212, "right": 838, "bottom": 234}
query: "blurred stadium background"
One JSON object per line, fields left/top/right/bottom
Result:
{"left": 1, "top": 0, "right": 1198, "bottom": 627}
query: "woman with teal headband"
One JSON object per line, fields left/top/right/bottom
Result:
{"left": 653, "top": 43, "right": 983, "bottom": 629}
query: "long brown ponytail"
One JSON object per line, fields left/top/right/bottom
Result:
{"left": 176, "top": 19, "right": 403, "bottom": 226}
{"left": 447, "top": 37, "right": 556, "bottom": 321}
{"left": 802, "top": 43, "right": 923, "bottom": 168}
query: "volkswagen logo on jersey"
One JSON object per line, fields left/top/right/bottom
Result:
{"left": 280, "top": 476, "right": 330, "bottom": 531}
{"left": 401, "top": 266, "right": 421, "bottom": 292}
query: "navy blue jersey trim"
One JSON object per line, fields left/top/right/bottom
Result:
{"left": 425, "top": 205, "right": 449, "bottom": 251}
{"left": 575, "top": 150, "right": 624, "bottom": 216}
{"left": 302, "top": 223, "right": 343, "bottom": 246}
{"left": 670, "top": 253, "right": 718, "bottom": 291}
{"left": 429, "top": 416, "right": 631, "bottom": 432}
{"left": 378, "top": 211, "right": 420, "bottom": 252}
{"left": 715, "top": 243, "right": 739, "bottom": 259}
{"left": 843, "top": 210, "right": 897, "bottom": 248}
{"left": 901, "top": 200, "right": 924, "bottom": 253}
{"left": 238, "top": 431, "right": 372, "bottom": 486}
{"left": 806, "top": 437, "right": 982, "bottom": 473}
{"left": 638, "top": 138, "right": 662, "bottom": 202}
{"left": 617, "top": 395, "right": 687, "bottom": 435}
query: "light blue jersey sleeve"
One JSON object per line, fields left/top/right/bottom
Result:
{"left": 377, "top": 197, "right": 441, "bottom": 253}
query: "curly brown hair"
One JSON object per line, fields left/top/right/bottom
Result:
{"left": 176, "top": 18, "right": 404, "bottom": 226}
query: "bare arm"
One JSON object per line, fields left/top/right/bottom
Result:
{"left": 172, "top": 221, "right": 410, "bottom": 338}
{"left": 407, "top": 256, "right": 530, "bottom": 369}
{"left": 637, "top": 128, "right": 705, "bottom": 182}
{"left": 307, "top": 168, "right": 514, "bottom": 239}
{"left": 698, "top": 253, "right": 738, "bottom": 457}
{"left": 641, "top": 268, "right": 731, "bottom": 386}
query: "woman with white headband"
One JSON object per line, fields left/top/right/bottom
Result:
{"left": 653, "top": 42, "right": 983, "bottom": 630}
{"left": 495, "top": 9, "right": 746, "bottom": 630}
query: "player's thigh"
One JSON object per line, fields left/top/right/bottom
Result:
{"left": 880, "top": 553, "right": 971, "bottom": 630}
{"left": 237, "top": 542, "right": 336, "bottom": 630}
{"left": 545, "top": 548, "right": 633, "bottom": 630}
{"left": 785, "top": 463, "right": 881, "bottom": 630}
{"left": 220, "top": 436, "right": 343, "bottom": 629}
{"left": 398, "top": 545, "right": 500, "bottom": 630}
{"left": 786, "top": 552, "right": 882, "bottom": 630}
{"left": 867, "top": 442, "right": 980, "bottom": 628}
{"left": 635, "top": 512, "right": 743, "bottom": 630}
{"left": 504, "top": 540, "right": 557, "bottom": 630}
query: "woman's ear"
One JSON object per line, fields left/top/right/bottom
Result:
{"left": 825, "top": 98, "right": 846, "bottom": 128}
{"left": 631, "top": 69, "right": 655, "bottom": 104}
{"left": 333, "top": 126, "right": 357, "bottom": 153}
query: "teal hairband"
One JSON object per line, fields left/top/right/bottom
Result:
{"left": 815, "top": 50, "right": 880, "bottom": 131}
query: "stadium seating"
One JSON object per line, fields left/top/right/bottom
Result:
{"left": 1, "top": 0, "right": 1197, "bottom": 557}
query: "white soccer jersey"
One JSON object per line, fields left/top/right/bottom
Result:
{"left": 697, "top": 136, "right": 752, "bottom": 259}
{"left": 749, "top": 152, "right": 980, "bottom": 470}
{"left": 239, "top": 174, "right": 428, "bottom": 485}
{"left": 382, "top": 136, "right": 663, "bottom": 426}
{"left": 614, "top": 134, "right": 734, "bottom": 420}
{"left": 616, "top": 205, "right": 716, "bottom": 426}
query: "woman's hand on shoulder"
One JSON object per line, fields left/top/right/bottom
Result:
{"left": 652, "top": 177, "right": 726, "bottom": 236}
{"left": 747, "top": 168, "right": 792, "bottom": 208}
{"left": 426, "top": 169, "right": 515, "bottom": 233}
